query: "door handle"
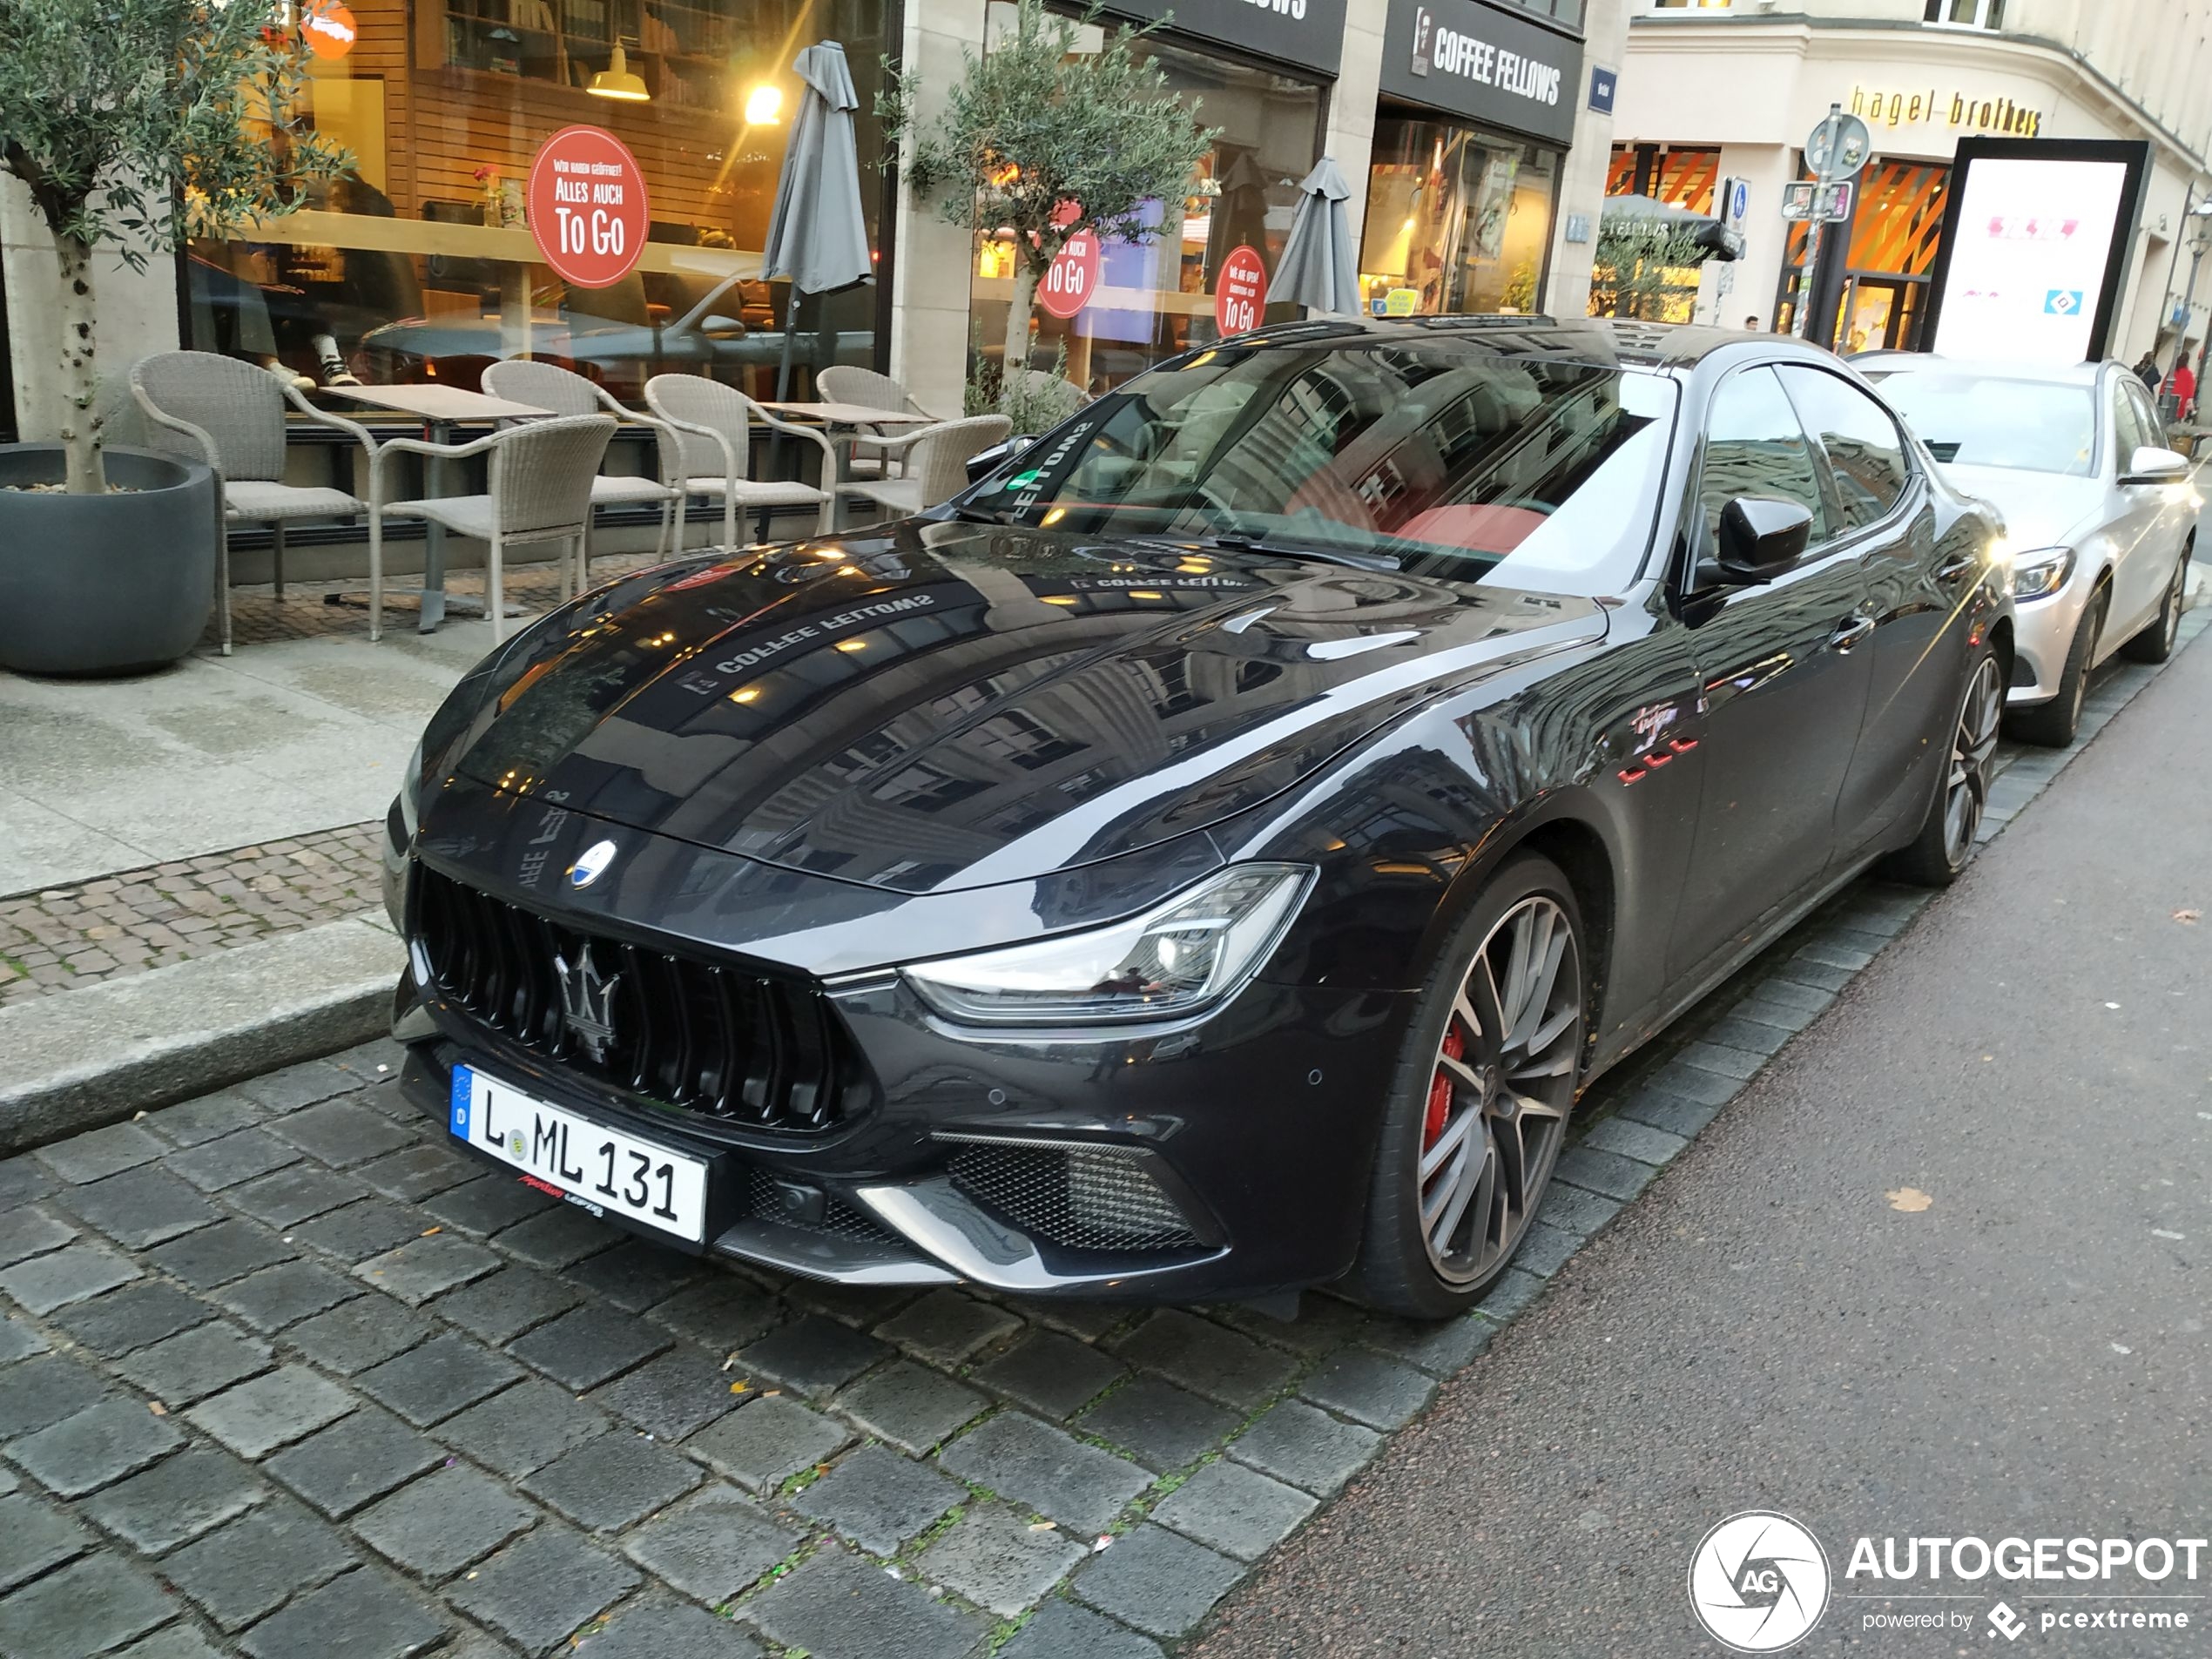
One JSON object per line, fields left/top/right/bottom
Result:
{"left": 1830, "top": 614, "right": 1875, "bottom": 651}
{"left": 1933, "top": 555, "right": 1977, "bottom": 583}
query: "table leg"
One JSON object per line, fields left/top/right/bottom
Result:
{"left": 419, "top": 418, "right": 451, "bottom": 633}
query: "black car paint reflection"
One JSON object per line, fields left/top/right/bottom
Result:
{"left": 393, "top": 319, "right": 2007, "bottom": 1303}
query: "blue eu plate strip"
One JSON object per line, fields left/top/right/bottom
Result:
{"left": 449, "top": 1066, "right": 473, "bottom": 1137}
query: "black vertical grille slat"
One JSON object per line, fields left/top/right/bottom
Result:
{"left": 411, "top": 865, "right": 862, "bottom": 1136}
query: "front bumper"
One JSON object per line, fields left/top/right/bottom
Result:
{"left": 2006, "top": 577, "right": 2094, "bottom": 705}
{"left": 395, "top": 959, "right": 1410, "bottom": 1303}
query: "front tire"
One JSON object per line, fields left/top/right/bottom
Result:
{"left": 1888, "top": 644, "right": 2002, "bottom": 887}
{"left": 2009, "top": 587, "right": 2104, "bottom": 747}
{"left": 2121, "top": 547, "right": 2189, "bottom": 664}
{"left": 1351, "top": 853, "right": 1586, "bottom": 1318}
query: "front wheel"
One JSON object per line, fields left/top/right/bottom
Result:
{"left": 1351, "top": 853, "right": 1586, "bottom": 1318}
{"left": 2009, "top": 589, "right": 2103, "bottom": 747}
{"left": 2121, "top": 548, "right": 2190, "bottom": 664}
{"left": 1888, "top": 644, "right": 2002, "bottom": 887}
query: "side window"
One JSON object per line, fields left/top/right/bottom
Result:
{"left": 1777, "top": 367, "right": 1911, "bottom": 529}
{"left": 1696, "top": 367, "right": 1831, "bottom": 557}
{"left": 2111, "top": 379, "right": 2150, "bottom": 470}
{"left": 2123, "top": 381, "right": 2163, "bottom": 455}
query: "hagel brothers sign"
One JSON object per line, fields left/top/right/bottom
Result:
{"left": 1380, "top": 0, "right": 1583, "bottom": 148}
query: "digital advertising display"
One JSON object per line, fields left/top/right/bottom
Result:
{"left": 1922, "top": 138, "right": 2149, "bottom": 364}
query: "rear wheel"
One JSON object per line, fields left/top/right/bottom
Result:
{"left": 2009, "top": 587, "right": 2104, "bottom": 748}
{"left": 1888, "top": 644, "right": 2002, "bottom": 887}
{"left": 2121, "top": 546, "right": 2190, "bottom": 664}
{"left": 1352, "top": 854, "right": 1585, "bottom": 1318}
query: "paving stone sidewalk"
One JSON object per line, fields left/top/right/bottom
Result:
{"left": 0, "top": 615, "right": 2200, "bottom": 1659}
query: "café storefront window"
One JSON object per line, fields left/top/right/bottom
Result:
{"left": 1359, "top": 114, "right": 1558, "bottom": 317}
{"left": 966, "top": 1, "right": 1333, "bottom": 396}
{"left": 1363, "top": 0, "right": 1581, "bottom": 320}
{"left": 186, "top": 0, "right": 895, "bottom": 401}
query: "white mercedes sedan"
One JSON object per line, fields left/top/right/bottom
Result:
{"left": 1864, "top": 356, "right": 2196, "bottom": 745}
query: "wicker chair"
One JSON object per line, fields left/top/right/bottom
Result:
{"left": 644, "top": 374, "right": 838, "bottom": 550}
{"left": 129, "top": 350, "right": 377, "bottom": 654}
{"left": 367, "top": 415, "right": 616, "bottom": 644}
{"left": 481, "top": 360, "right": 683, "bottom": 583}
{"left": 818, "top": 365, "right": 951, "bottom": 478}
{"left": 833, "top": 415, "right": 1012, "bottom": 524}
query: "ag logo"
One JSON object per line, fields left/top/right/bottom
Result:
{"left": 1689, "top": 1512, "right": 1831, "bottom": 1652}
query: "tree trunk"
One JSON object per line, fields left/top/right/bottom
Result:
{"left": 56, "top": 233, "right": 105, "bottom": 496}
{"left": 1004, "top": 262, "right": 1038, "bottom": 383}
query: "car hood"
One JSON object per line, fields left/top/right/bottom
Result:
{"left": 1939, "top": 463, "right": 2106, "bottom": 550}
{"left": 437, "top": 521, "right": 1606, "bottom": 894}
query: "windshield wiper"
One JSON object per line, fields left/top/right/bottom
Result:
{"left": 1199, "top": 532, "right": 1400, "bottom": 571}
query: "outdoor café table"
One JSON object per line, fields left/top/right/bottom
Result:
{"left": 756, "top": 401, "right": 936, "bottom": 483}
{"left": 321, "top": 382, "right": 551, "bottom": 632}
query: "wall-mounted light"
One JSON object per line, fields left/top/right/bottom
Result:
{"left": 744, "top": 83, "right": 781, "bottom": 124}
{"left": 589, "top": 42, "right": 650, "bottom": 101}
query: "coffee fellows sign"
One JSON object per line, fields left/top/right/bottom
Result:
{"left": 1379, "top": 0, "right": 1584, "bottom": 149}
{"left": 1849, "top": 84, "right": 2044, "bottom": 138}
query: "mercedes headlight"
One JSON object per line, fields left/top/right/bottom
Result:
{"left": 902, "top": 864, "right": 1315, "bottom": 1025}
{"left": 2007, "top": 546, "right": 2074, "bottom": 601}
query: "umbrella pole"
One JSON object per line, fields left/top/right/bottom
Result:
{"left": 761, "top": 286, "right": 803, "bottom": 541}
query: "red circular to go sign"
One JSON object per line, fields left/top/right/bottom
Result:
{"left": 1216, "top": 244, "right": 1267, "bottom": 335}
{"left": 1040, "top": 230, "right": 1102, "bottom": 320}
{"left": 526, "top": 125, "right": 651, "bottom": 289}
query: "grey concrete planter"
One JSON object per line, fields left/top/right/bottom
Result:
{"left": 0, "top": 442, "right": 218, "bottom": 675}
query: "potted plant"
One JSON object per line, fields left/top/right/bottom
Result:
{"left": 882, "top": 0, "right": 1216, "bottom": 393}
{"left": 0, "top": 0, "right": 346, "bottom": 673}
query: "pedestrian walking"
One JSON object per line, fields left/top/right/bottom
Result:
{"left": 2168, "top": 356, "right": 2196, "bottom": 422}
{"left": 2136, "top": 351, "right": 2162, "bottom": 389}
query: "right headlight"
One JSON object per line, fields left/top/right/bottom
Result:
{"left": 901, "top": 863, "right": 1315, "bottom": 1026}
{"left": 2007, "top": 546, "right": 2074, "bottom": 601}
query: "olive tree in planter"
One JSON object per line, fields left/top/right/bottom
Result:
{"left": 0, "top": 0, "right": 345, "bottom": 671}
{"left": 883, "top": 0, "right": 1216, "bottom": 389}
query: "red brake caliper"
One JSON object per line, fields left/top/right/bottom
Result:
{"left": 1425, "top": 1026, "right": 1463, "bottom": 1149}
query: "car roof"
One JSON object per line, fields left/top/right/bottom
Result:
{"left": 1857, "top": 353, "right": 2110, "bottom": 387}
{"left": 1226, "top": 315, "right": 1842, "bottom": 373}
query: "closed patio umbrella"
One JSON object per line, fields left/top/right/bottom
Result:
{"left": 758, "top": 39, "right": 871, "bottom": 529}
{"left": 1268, "top": 157, "right": 1359, "bottom": 316}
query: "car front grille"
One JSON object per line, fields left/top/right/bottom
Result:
{"left": 941, "top": 1138, "right": 1202, "bottom": 1252}
{"left": 412, "top": 862, "right": 866, "bottom": 1135}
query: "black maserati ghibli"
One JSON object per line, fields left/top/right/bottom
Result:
{"left": 385, "top": 319, "right": 2010, "bottom": 1317}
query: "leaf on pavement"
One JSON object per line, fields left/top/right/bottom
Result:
{"left": 1885, "top": 1187, "right": 1933, "bottom": 1212}
{"left": 2175, "top": 908, "right": 2201, "bottom": 924}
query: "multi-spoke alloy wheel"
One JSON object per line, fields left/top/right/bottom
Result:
{"left": 1415, "top": 894, "right": 1583, "bottom": 1285}
{"left": 1941, "top": 652, "right": 2003, "bottom": 868}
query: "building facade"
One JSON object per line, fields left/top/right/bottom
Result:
{"left": 1609, "top": 0, "right": 2212, "bottom": 357}
{"left": 3, "top": 0, "right": 1631, "bottom": 446}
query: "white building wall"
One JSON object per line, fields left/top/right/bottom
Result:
{"left": 1547, "top": 0, "right": 1632, "bottom": 318}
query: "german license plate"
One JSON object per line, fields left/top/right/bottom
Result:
{"left": 448, "top": 1064, "right": 708, "bottom": 1244}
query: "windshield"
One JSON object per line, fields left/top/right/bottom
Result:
{"left": 963, "top": 343, "right": 1678, "bottom": 595}
{"left": 1865, "top": 371, "right": 2097, "bottom": 476}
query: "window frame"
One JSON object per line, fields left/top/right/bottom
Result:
{"left": 1923, "top": 0, "right": 2006, "bottom": 30}
{"left": 1773, "top": 363, "right": 1920, "bottom": 540}
{"left": 1679, "top": 360, "right": 1841, "bottom": 588}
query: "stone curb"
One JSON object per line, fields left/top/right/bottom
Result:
{"left": 0, "top": 914, "right": 401, "bottom": 1154}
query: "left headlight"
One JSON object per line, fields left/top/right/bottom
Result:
{"left": 902, "top": 863, "right": 1316, "bottom": 1026}
{"left": 2007, "top": 546, "right": 2074, "bottom": 601}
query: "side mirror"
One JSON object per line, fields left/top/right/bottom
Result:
{"left": 698, "top": 315, "right": 746, "bottom": 340}
{"left": 1716, "top": 496, "right": 1814, "bottom": 584}
{"left": 2122, "top": 444, "right": 2190, "bottom": 485}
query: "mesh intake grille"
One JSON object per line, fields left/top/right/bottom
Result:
{"left": 743, "top": 1170, "right": 898, "bottom": 1244}
{"left": 945, "top": 1142, "right": 1200, "bottom": 1252}
{"left": 413, "top": 862, "right": 864, "bottom": 1135}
